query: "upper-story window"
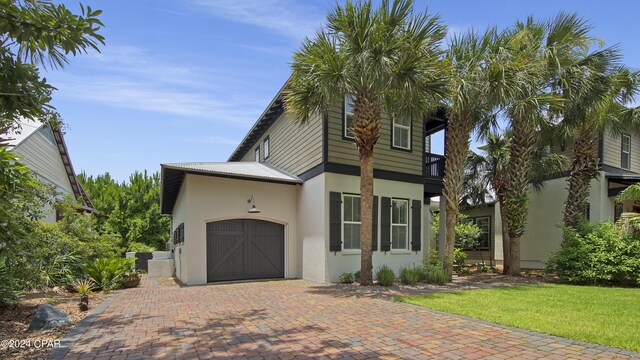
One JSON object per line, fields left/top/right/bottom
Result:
{"left": 255, "top": 146, "right": 260, "bottom": 162}
{"left": 343, "top": 194, "right": 361, "bottom": 250}
{"left": 263, "top": 136, "right": 270, "bottom": 160}
{"left": 391, "top": 198, "right": 409, "bottom": 250}
{"left": 343, "top": 95, "right": 355, "bottom": 139}
{"left": 621, "top": 134, "right": 631, "bottom": 170}
{"left": 392, "top": 116, "right": 411, "bottom": 150}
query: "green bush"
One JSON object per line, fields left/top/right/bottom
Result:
{"left": 399, "top": 265, "right": 420, "bottom": 286}
{"left": 85, "top": 257, "right": 136, "bottom": 291}
{"left": 128, "top": 242, "right": 157, "bottom": 253}
{"left": 545, "top": 221, "right": 640, "bottom": 286}
{"left": 0, "top": 258, "right": 24, "bottom": 306}
{"left": 421, "top": 260, "right": 450, "bottom": 285}
{"left": 338, "top": 272, "right": 354, "bottom": 284}
{"left": 354, "top": 270, "right": 361, "bottom": 282}
{"left": 424, "top": 267, "right": 449, "bottom": 285}
{"left": 453, "top": 248, "right": 467, "bottom": 267}
{"left": 376, "top": 265, "right": 395, "bottom": 286}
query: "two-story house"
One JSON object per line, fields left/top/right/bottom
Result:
{"left": 461, "top": 129, "right": 640, "bottom": 269}
{"left": 160, "top": 82, "right": 446, "bottom": 285}
{"left": 7, "top": 118, "right": 96, "bottom": 222}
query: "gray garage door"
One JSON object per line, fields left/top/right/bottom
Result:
{"left": 206, "top": 219, "right": 284, "bottom": 282}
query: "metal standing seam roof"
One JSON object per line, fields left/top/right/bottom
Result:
{"left": 160, "top": 162, "right": 303, "bottom": 214}
{"left": 161, "top": 162, "right": 303, "bottom": 183}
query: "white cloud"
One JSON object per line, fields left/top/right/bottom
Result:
{"left": 187, "top": 0, "right": 324, "bottom": 40}
{"left": 52, "top": 74, "right": 262, "bottom": 126}
{"left": 48, "top": 45, "right": 269, "bottom": 126}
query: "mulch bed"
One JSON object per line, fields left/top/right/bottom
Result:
{"left": 329, "top": 271, "right": 557, "bottom": 298}
{"left": 0, "top": 288, "right": 109, "bottom": 360}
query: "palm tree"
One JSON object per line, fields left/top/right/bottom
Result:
{"left": 462, "top": 131, "right": 567, "bottom": 274}
{"left": 440, "top": 29, "right": 496, "bottom": 275}
{"left": 285, "top": 0, "right": 447, "bottom": 285}
{"left": 490, "top": 14, "right": 597, "bottom": 275}
{"left": 562, "top": 64, "right": 640, "bottom": 227}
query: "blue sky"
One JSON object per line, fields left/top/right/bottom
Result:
{"left": 47, "top": 0, "right": 640, "bottom": 182}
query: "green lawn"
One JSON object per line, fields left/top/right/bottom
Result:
{"left": 396, "top": 284, "right": 640, "bottom": 352}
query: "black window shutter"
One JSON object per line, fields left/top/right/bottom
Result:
{"left": 372, "top": 196, "right": 379, "bottom": 251}
{"left": 380, "top": 197, "right": 391, "bottom": 252}
{"left": 411, "top": 200, "right": 421, "bottom": 251}
{"left": 329, "top": 192, "right": 342, "bottom": 252}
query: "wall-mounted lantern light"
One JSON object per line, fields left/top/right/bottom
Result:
{"left": 247, "top": 194, "right": 261, "bottom": 214}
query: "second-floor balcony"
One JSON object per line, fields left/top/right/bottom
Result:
{"left": 425, "top": 153, "right": 445, "bottom": 179}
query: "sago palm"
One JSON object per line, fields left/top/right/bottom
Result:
{"left": 440, "top": 29, "right": 496, "bottom": 275}
{"left": 285, "top": 0, "right": 447, "bottom": 285}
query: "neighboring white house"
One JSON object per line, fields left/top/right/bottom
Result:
{"left": 461, "top": 132, "right": 640, "bottom": 269}
{"left": 7, "top": 119, "right": 96, "bottom": 222}
{"left": 161, "top": 83, "right": 447, "bottom": 285}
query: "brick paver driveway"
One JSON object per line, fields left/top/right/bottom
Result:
{"left": 55, "top": 279, "right": 638, "bottom": 360}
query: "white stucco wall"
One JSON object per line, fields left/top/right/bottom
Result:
{"left": 171, "top": 180, "right": 189, "bottom": 283}
{"left": 298, "top": 174, "right": 328, "bottom": 283}
{"left": 324, "top": 173, "right": 425, "bottom": 282}
{"left": 521, "top": 174, "right": 612, "bottom": 268}
{"left": 178, "top": 174, "right": 300, "bottom": 285}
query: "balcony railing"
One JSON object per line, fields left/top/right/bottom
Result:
{"left": 425, "top": 153, "right": 445, "bottom": 179}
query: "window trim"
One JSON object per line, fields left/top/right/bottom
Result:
{"left": 342, "top": 193, "right": 361, "bottom": 252}
{"left": 390, "top": 198, "right": 410, "bottom": 251}
{"left": 342, "top": 95, "right": 355, "bottom": 141}
{"left": 255, "top": 145, "right": 260, "bottom": 162}
{"left": 621, "top": 134, "right": 631, "bottom": 170}
{"left": 391, "top": 116, "right": 412, "bottom": 152}
{"left": 263, "top": 136, "right": 270, "bottom": 160}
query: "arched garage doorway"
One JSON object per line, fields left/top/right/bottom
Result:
{"left": 206, "top": 219, "right": 285, "bottom": 282}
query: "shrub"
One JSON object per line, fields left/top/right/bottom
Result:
{"left": 399, "top": 266, "right": 420, "bottom": 286}
{"left": 354, "top": 270, "right": 361, "bottom": 282}
{"left": 424, "top": 266, "right": 449, "bottom": 285}
{"left": 376, "top": 265, "right": 395, "bottom": 286}
{"left": 453, "top": 248, "right": 467, "bottom": 268}
{"left": 85, "top": 257, "right": 136, "bottom": 291}
{"left": 128, "top": 242, "right": 157, "bottom": 253}
{"left": 545, "top": 221, "right": 640, "bottom": 286}
{"left": 338, "top": 272, "right": 354, "bottom": 284}
{"left": 0, "top": 258, "right": 23, "bottom": 306}
{"left": 421, "top": 260, "right": 450, "bottom": 285}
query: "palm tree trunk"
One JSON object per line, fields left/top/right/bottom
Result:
{"left": 499, "top": 200, "right": 511, "bottom": 275}
{"left": 563, "top": 122, "right": 598, "bottom": 228}
{"left": 359, "top": 151, "right": 374, "bottom": 285}
{"left": 442, "top": 113, "right": 472, "bottom": 275}
{"left": 503, "top": 115, "right": 536, "bottom": 276}
{"left": 352, "top": 93, "right": 380, "bottom": 286}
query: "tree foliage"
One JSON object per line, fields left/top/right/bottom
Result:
{"left": 78, "top": 171, "right": 170, "bottom": 250}
{"left": 286, "top": 0, "right": 447, "bottom": 285}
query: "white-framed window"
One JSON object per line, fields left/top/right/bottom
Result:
{"left": 392, "top": 116, "right": 411, "bottom": 150}
{"left": 263, "top": 136, "right": 270, "bottom": 160}
{"left": 621, "top": 134, "right": 631, "bottom": 170}
{"left": 343, "top": 194, "right": 361, "bottom": 250}
{"left": 255, "top": 146, "right": 260, "bottom": 162}
{"left": 343, "top": 95, "right": 355, "bottom": 139}
{"left": 391, "top": 198, "right": 409, "bottom": 250}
